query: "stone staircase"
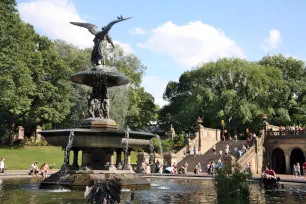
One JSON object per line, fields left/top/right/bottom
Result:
{"left": 177, "top": 140, "right": 246, "bottom": 170}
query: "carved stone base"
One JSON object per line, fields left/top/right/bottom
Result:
{"left": 80, "top": 118, "right": 118, "bottom": 129}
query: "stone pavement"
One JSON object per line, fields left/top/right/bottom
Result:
{"left": 1, "top": 170, "right": 306, "bottom": 184}
{"left": 0, "top": 170, "right": 58, "bottom": 179}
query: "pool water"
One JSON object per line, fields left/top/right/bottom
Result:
{"left": 0, "top": 178, "right": 306, "bottom": 203}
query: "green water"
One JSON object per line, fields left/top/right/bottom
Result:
{"left": 0, "top": 178, "right": 306, "bottom": 203}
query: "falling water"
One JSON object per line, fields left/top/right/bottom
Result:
{"left": 149, "top": 139, "right": 155, "bottom": 164}
{"left": 155, "top": 135, "right": 163, "bottom": 158}
{"left": 123, "top": 126, "right": 130, "bottom": 169}
{"left": 109, "top": 84, "right": 130, "bottom": 127}
{"left": 57, "top": 129, "right": 74, "bottom": 187}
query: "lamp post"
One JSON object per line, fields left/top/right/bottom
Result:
{"left": 221, "top": 120, "right": 225, "bottom": 140}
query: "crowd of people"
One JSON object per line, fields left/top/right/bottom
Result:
{"left": 0, "top": 158, "right": 49, "bottom": 178}
{"left": 292, "top": 162, "right": 306, "bottom": 178}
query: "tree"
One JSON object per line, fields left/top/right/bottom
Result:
{"left": 259, "top": 54, "right": 306, "bottom": 126}
{"left": 160, "top": 58, "right": 289, "bottom": 134}
{"left": 0, "top": 1, "right": 75, "bottom": 144}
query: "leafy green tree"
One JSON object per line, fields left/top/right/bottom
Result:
{"left": 160, "top": 58, "right": 289, "bottom": 135}
{"left": 259, "top": 54, "right": 306, "bottom": 126}
{"left": 0, "top": 1, "right": 75, "bottom": 144}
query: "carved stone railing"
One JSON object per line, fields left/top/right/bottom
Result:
{"left": 177, "top": 136, "right": 198, "bottom": 157}
{"left": 267, "top": 130, "right": 306, "bottom": 137}
{"left": 237, "top": 146, "right": 256, "bottom": 166}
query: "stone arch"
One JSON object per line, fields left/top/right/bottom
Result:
{"left": 289, "top": 146, "right": 306, "bottom": 157}
{"left": 271, "top": 148, "right": 286, "bottom": 174}
{"left": 290, "top": 147, "right": 305, "bottom": 175}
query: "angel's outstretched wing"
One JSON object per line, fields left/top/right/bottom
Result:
{"left": 70, "top": 22, "right": 99, "bottom": 35}
{"left": 97, "top": 17, "right": 132, "bottom": 38}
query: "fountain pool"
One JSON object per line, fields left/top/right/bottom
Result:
{"left": 1, "top": 178, "right": 306, "bottom": 203}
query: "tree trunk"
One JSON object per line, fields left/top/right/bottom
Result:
{"left": 8, "top": 123, "right": 15, "bottom": 146}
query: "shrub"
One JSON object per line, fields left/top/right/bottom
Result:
{"left": 213, "top": 162, "right": 252, "bottom": 199}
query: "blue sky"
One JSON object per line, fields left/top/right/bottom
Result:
{"left": 17, "top": 0, "right": 306, "bottom": 106}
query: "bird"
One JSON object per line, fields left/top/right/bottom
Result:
{"left": 117, "top": 15, "right": 124, "bottom": 20}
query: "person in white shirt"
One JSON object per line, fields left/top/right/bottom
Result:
{"left": 238, "top": 150, "right": 243, "bottom": 157}
{"left": 218, "top": 157, "right": 222, "bottom": 164}
{"left": 245, "top": 163, "right": 250, "bottom": 173}
{"left": 219, "top": 149, "right": 222, "bottom": 156}
{"left": 29, "top": 162, "right": 39, "bottom": 176}
{"left": 213, "top": 144, "right": 216, "bottom": 155}
{"left": 242, "top": 144, "right": 247, "bottom": 153}
{"left": 225, "top": 147, "right": 229, "bottom": 157}
{"left": 0, "top": 158, "right": 5, "bottom": 173}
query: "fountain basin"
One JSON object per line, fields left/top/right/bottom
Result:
{"left": 71, "top": 67, "right": 130, "bottom": 87}
{"left": 40, "top": 128, "right": 156, "bottom": 149}
{"left": 40, "top": 172, "right": 151, "bottom": 190}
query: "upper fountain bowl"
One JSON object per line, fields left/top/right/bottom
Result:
{"left": 71, "top": 66, "right": 130, "bottom": 87}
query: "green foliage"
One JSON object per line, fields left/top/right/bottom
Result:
{"left": 151, "top": 137, "right": 173, "bottom": 153}
{"left": 160, "top": 57, "right": 306, "bottom": 135}
{"left": 0, "top": 146, "right": 138, "bottom": 170}
{"left": 0, "top": 2, "right": 158, "bottom": 144}
{"left": 259, "top": 54, "right": 306, "bottom": 126}
{"left": 213, "top": 163, "right": 252, "bottom": 198}
{"left": 172, "top": 134, "right": 185, "bottom": 152}
{"left": 0, "top": 1, "right": 75, "bottom": 144}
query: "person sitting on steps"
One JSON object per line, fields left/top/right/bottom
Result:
{"left": 29, "top": 161, "right": 39, "bottom": 176}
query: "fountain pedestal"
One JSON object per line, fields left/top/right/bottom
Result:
{"left": 80, "top": 118, "right": 118, "bottom": 129}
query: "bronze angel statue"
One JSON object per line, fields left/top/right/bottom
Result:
{"left": 70, "top": 16, "right": 131, "bottom": 66}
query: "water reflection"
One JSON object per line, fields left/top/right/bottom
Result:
{"left": 0, "top": 178, "right": 305, "bottom": 203}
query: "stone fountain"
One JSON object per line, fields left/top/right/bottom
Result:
{"left": 40, "top": 16, "right": 156, "bottom": 189}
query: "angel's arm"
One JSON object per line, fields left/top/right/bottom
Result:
{"left": 97, "top": 17, "right": 132, "bottom": 38}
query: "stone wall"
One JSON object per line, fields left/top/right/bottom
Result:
{"left": 197, "top": 125, "right": 221, "bottom": 154}
{"left": 266, "top": 136, "right": 306, "bottom": 174}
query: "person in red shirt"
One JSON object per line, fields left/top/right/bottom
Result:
{"left": 303, "top": 161, "right": 306, "bottom": 178}
{"left": 268, "top": 168, "right": 276, "bottom": 179}
{"left": 264, "top": 167, "right": 270, "bottom": 178}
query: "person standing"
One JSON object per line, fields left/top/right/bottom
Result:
{"left": 296, "top": 163, "right": 301, "bottom": 178}
{"left": 212, "top": 144, "right": 216, "bottom": 155}
{"left": 206, "top": 162, "right": 210, "bottom": 173}
{"left": 219, "top": 149, "right": 223, "bottom": 156}
{"left": 303, "top": 161, "right": 306, "bottom": 178}
{"left": 0, "top": 158, "right": 4, "bottom": 173}
{"left": 183, "top": 161, "right": 188, "bottom": 174}
{"left": 197, "top": 162, "right": 202, "bottom": 173}
{"left": 293, "top": 164, "right": 297, "bottom": 178}
{"left": 225, "top": 147, "right": 229, "bottom": 157}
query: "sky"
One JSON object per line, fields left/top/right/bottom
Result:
{"left": 16, "top": 0, "right": 306, "bottom": 107}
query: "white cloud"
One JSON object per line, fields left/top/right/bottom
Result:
{"left": 260, "top": 29, "right": 281, "bottom": 50}
{"left": 129, "top": 27, "right": 146, "bottom": 35}
{"left": 113, "top": 40, "right": 133, "bottom": 54}
{"left": 137, "top": 21, "right": 245, "bottom": 68}
{"left": 142, "top": 76, "right": 169, "bottom": 107}
{"left": 84, "top": 14, "right": 96, "bottom": 21}
{"left": 18, "top": 0, "right": 131, "bottom": 53}
{"left": 284, "top": 53, "right": 305, "bottom": 62}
